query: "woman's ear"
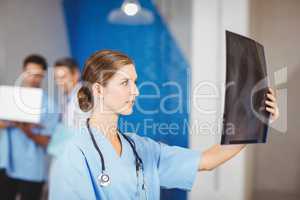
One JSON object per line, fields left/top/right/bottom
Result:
{"left": 92, "top": 82, "right": 104, "bottom": 97}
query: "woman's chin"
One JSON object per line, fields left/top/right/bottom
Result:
{"left": 118, "top": 103, "right": 135, "bottom": 115}
{"left": 120, "top": 108, "right": 134, "bottom": 115}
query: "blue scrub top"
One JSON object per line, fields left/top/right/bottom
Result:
{"left": 0, "top": 93, "right": 59, "bottom": 182}
{"left": 47, "top": 123, "right": 75, "bottom": 157}
{"left": 49, "top": 126, "right": 201, "bottom": 200}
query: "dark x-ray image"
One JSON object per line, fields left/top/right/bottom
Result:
{"left": 221, "top": 31, "right": 270, "bottom": 145}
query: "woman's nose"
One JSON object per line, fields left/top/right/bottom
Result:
{"left": 132, "top": 83, "right": 139, "bottom": 96}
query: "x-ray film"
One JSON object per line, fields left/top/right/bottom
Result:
{"left": 221, "top": 31, "right": 270, "bottom": 145}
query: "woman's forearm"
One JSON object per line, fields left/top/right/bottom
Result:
{"left": 198, "top": 144, "right": 246, "bottom": 171}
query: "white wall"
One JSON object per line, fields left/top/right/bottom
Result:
{"left": 190, "top": 0, "right": 252, "bottom": 200}
{"left": 0, "top": 0, "right": 69, "bottom": 87}
{"left": 250, "top": 0, "right": 300, "bottom": 199}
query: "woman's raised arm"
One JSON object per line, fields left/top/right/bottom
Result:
{"left": 198, "top": 87, "right": 279, "bottom": 171}
{"left": 199, "top": 144, "right": 246, "bottom": 171}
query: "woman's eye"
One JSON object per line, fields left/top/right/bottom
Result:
{"left": 122, "top": 80, "right": 128, "bottom": 85}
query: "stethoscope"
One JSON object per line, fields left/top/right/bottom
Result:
{"left": 86, "top": 118, "right": 147, "bottom": 199}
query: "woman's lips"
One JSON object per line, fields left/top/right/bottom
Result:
{"left": 126, "top": 100, "right": 135, "bottom": 105}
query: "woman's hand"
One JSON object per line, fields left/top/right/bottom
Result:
{"left": 199, "top": 87, "right": 280, "bottom": 171}
{"left": 265, "top": 87, "right": 280, "bottom": 123}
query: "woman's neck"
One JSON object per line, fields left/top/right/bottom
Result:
{"left": 89, "top": 112, "right": 119, "bottom": 140}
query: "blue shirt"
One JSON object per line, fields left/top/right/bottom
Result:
{"left": 0, "top": 129, "right": 9, "bottom": 169}
{"left": 1, "top": 93, "right": 59, "bottom": 182}
{"left": 49, "top": 127, "right": 201, "bottom": 200}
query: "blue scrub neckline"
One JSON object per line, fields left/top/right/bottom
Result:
{"left": 87, "top": 126, "right": 126, "bottom": 160}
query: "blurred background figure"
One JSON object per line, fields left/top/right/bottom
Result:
{"left": 47, "top": 58, "right": 89, "bottom": 158}
{"left": 0, "top": 55, "right": 59, "bottom": 200}
{"left": 53, "top": 57, "right": 88, "bottom": 128}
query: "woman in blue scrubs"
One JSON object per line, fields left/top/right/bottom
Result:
{"left": 49, "top": 50, "right": 279, "bottom": 200}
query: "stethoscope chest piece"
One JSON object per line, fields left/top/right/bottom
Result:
{"left": 98, "top": 172, "right": 110, "bottom": 187}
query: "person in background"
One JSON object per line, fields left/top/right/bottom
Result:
{"left": 47, "top": 58, "right": 89, "bottom": 157}
{"left": 53, "top": 57, "right": 89, "bottom": 129}
{"left": 0, "top": 54, "right": 59, "bottom": 200}
{"left": 0, "top": 122, "right": 9, "bottom": 198}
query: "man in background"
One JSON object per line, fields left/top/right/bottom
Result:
{"left": 47, "top": 58, "right": 89, "bottom": 157}
{"left": 0, "top": 55, "right": 59, "bottom": 200}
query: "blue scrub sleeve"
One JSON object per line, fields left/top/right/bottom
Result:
{"left": 156, "top": 142, "right": 201, "bottom": 190}
{"left": 39, "top": 99, "right": 59, "bottom": 136}
{"left": 49, "top": 144, "right": 98, "bottom": 200}
{"left": 40, "top": 113, "right": 59, "bottom": 136}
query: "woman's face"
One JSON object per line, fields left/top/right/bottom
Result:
{"left": 95, "top": 64, "right": 139, "bottom": 115}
